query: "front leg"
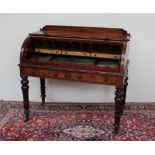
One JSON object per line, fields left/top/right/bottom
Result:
{"left": 114, "top": 86, "right": 125, "bottom": 134}
{"left": 121, "top": 74, "right": 128, "bottom": 115}
{"left": 21, "top": 76, "right": 29, "bottom": 122}
{"left": 40, "top": 78, "right": 46, "bottom": 106}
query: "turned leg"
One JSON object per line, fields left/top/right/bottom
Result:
{"left": 121, "top": 74, "right": 128, "bottom": 115}
{"left": 40, "top": 78, "right": 46, "bottom": 106}
{"left": 114, "top": 86, "right": 125, "bottom": 134}
{"left": 21, "top": 76, "right": 29, "bottom": 122}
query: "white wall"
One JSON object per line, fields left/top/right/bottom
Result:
{"left": 0, "top": 13, "right": 155, "bottom": 102}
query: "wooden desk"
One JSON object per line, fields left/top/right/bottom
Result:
{"left": 19, "top": 25, "right": 130, "bottom": 134}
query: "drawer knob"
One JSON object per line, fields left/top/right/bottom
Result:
{"left": 77, "top": 75, "right": 83, "bottom": 79}
{"left": 53, "top": 73, "right": 58, "bottom": 77}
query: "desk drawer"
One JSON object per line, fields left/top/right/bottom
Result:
{"left": 70, "top": 72, "right": 117, "bottom": 85}
{"left": 21, "top": 67, "right": 65, "bottom": 79}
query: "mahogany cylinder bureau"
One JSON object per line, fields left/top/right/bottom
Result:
{"left": 19, "top": 25, "right": 131, "bottom": 134}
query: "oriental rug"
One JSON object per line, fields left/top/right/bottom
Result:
{"left": 0, "top": 101, "right": 154, "bottom": 141}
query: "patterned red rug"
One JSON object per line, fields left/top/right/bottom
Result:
{"left": 0, "top": 101, "right": 154, "bottom": 141}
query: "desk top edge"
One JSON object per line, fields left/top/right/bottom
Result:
{"left": 29, "top": 25, "right": 131, "bottom": 41}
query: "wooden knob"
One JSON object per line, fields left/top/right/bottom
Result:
{"left": 53, "top": 73, "right": 58, "bottom": 77}
{"left": 77, "top": 74, "right": 83, "bottom": 79}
